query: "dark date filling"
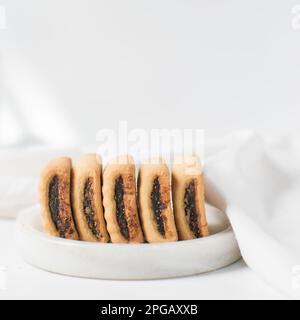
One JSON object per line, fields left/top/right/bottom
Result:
{"left": 151, "top": 177, "right": 166, "bottom": 236}
{"left": 83, "top": 178, "right": 101, "bottom": 239}
{"left": 114, "top": 176, "right": 129, "bottom": 240}
{"left": 49, "top": 176, "right": 60, "bottom": 232}
{"left": 184, "top": 180, "right": 201, "bottom": 238}
{"left": 49, "top": 175, "right": 73, "bottom": 238}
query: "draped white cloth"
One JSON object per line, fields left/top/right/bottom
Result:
{"left": 205, "top": 132, "right": 300, "bottom": 299}
{"left": 0, "top": 132, "right": 300, "bottom": 298}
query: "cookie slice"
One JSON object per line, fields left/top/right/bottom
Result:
{"left": 72, "top": 154, "right": 110, "bottom": 242}
{"left": 39, "top": 157, "right": 78, "bottom": 240}
{"left": 172, "top": 156, "right": 209, "bottom": 240}
{"left": 102, "top": 155, "right": 144, "bottom": 243}
{"left": 138, "top": 158, "right": 178, "bottom": 243}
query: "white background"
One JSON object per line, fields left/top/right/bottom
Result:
{"left": 0, "top": 0, "right": 299, "bottom": 299}
{"left": 1, "top": 0, "right": 300, "bottom": 146}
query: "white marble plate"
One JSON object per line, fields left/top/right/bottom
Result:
{"left": 15, "top": 204, "right": 241, "bottom": 280}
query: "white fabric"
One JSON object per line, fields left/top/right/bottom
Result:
{"left": 205, "top": 132, "right": 300, "bottom": 299}
{"left": 0, "top": 133, "right": 300, "bottom": 298}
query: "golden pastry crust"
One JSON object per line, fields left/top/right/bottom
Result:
{"left": 102, "top": 155, "right": 144, "bottom": 243}
{"left": 39, "top": 157, "right": 78, "bottom": 240}
{"left": 72, "top": 154, "right": 110, "bottom": 242}
{"left": 138, "top": 158, "right": 178, "bottom": 243}
{"left": 172, "top": 156, "right": 209, "bottom": 240}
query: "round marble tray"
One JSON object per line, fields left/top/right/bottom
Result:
{"left": 16, "top": 204, "right": 240, "bottom": 280}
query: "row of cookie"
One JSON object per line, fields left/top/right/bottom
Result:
{"left": 39, "top": 154, "right": 209, "bottom": 243}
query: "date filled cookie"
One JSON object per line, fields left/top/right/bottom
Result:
{"left": 72, "top": 154, "right": 110, "bottom": 242}
{"left": 172, "top": 156, "right": 209, "bottom": 240}
{"left": 39, "top": 157, "right": 78, "bottom": 240}
{"left": 138, "top": 159, "right": 178, "bottom": 243}
{"left": 102, "top": 155, "right": 144, "bottom": 243}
